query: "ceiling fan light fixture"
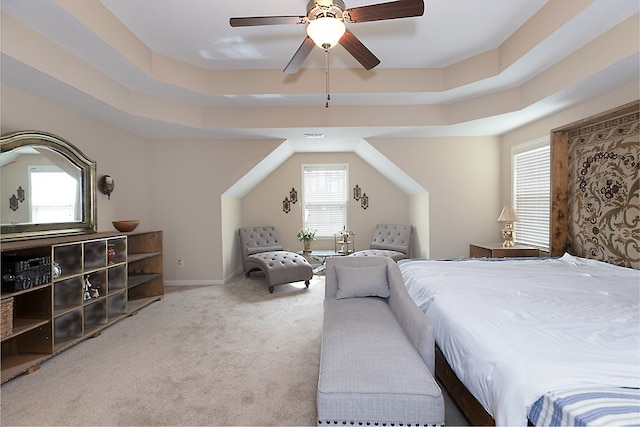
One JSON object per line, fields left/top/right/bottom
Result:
{"left": 307, "top": 17, "right": 345, "bottom": 49}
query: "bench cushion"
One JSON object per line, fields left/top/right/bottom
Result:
{"left": 247, "top": 251, "right": 312, "bottom": 287}
{"left": 318, "top": 297, "right": 444, "bottom": 425}
{"left": 350, "top": 249, "right": 408, "bottom": 261}
{"left": 334, "top": 263, "right": 389, "bottom": 299}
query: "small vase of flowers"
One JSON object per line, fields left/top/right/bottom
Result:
{"left": 338, "top": 227, "right": 351, "bottom": 253}
{"left": 297, "top": 228, "right": 316, "bottom": 254}
{"left": 338, "top": 228, "right": 350, "bottom": 242}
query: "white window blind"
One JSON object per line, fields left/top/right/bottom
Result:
{"left": 513, "top": 144, "right": 550, "bottom": 249}
{"left": 302, "top": 165, "right": 347, "bottom": 237}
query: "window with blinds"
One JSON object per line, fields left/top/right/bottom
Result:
{"left": 513, "top": 144, "right": 550, "bottom": 249}
{"left": 30, "top": 166, "right": 79, "bottom": 223}
{"left": 302, "top": 164, "right": 348, "bottom": 238}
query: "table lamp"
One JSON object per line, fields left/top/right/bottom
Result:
{"left": 497, "top": 206, "right": 519, "bottom": 247}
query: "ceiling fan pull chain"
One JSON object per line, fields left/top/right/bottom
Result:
{"left": 325, "top": 48, "right": 330, "bottom": 108}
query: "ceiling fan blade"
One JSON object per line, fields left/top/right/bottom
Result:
{"left": 339, "top": 29, "right": 380, "bottom": 70}
{"left": 346, "top": 0, "right": 424, "bottom": 23}
{"left": 284, "top": 37, "right": 316, "bottom": 74}
{"left": 229, "top": 16, "right": 306, "bottom": 27}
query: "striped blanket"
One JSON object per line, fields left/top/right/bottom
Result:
{"left": 529, "top": 386, "right": 640, "bottom": 426}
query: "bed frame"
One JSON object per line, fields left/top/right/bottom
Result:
{"left": 437, "top": 100, "right": 640, "bottom": 426}
{"left": 435, "top": 346, "right": 495, "bottom": 426}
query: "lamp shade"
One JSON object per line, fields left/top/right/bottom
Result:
{"left": 307, "top": 17, "right": 345, "bottom": 49}
{"left": 497, "top": 206, "right": 519, "bottom": 222}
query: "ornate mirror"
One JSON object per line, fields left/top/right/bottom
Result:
{"left": 1, "top": 131, "right": 97, "bottom": 241}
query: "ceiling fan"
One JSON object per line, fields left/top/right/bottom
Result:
{"left": 229, "top": 0, "right": 425, "bottom": 74}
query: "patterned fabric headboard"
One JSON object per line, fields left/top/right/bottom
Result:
{"left": 565, "top": 107, "right": 639, "bottom": 269}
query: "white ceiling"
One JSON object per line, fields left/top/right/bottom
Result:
{"left": 1, "top": 0, "right": 638, "bottom": 148}
{"left": 100, "top": 0, "right": 546, "bottom": 71}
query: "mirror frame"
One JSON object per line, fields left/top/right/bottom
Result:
{"left": 1, "top": 131, "right": 97, "bottom": 241}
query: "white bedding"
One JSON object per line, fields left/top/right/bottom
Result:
{"left": 399, "top": 253, "right": 640, "bottom": 426}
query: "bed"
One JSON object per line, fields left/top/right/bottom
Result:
{"left": 399, "top": 254, "right": 640, "bottom": 426}
{"left": 399, "top": 101, "right": 639, "bottom": 426}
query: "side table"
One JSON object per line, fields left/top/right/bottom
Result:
{"left": 298, "top": 250, "right": 345, "bottom": 274}
{"left": 469, "top": 243, "right": 539, "bottom": 259}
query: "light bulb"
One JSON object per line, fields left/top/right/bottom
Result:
{"left": 307, "top": 17, "right": 345, "bottom": 49}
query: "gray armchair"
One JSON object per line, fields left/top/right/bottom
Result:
{"left": 350, "top": 224, "right": 413, "bottom": 261}
{"left": 238, "top": 226, "right": 313, "bottom": 293}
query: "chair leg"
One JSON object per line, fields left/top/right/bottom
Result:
{"left": 268, "top": 286, "right": 274, "bottom": 293}
{"left": 305, "top": 280, "right": 310, "bottom": 289}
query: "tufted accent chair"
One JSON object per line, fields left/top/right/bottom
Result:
{"left": 238, "top": 226, "right": 313, "bottom": 293}
{"left": 350, "top": 224, "right": 413, "bottom": 262}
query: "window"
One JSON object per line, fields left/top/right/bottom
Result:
{"left": 29, "top": 166, "right": 79, "bottom": 223}
{"left": 302, "top": 164, "right": 347, "bottom": 238}
{"left": 513, "top": 141, "right": 550, "bottom": 249}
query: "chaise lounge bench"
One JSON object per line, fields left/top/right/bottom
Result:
{"left": 318, "top": 256, "right": 444, "bottom": 426}
{"left": 238, "top": 226, "right": 313, "bottom": 293}
{"left": 350, "top": 224, "right": 413, "bottom": 261}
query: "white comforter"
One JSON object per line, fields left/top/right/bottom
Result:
{"left": 399, "top": 253, "right": 640, "bottom": 426}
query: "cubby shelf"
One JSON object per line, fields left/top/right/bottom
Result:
{"left": 1, "top": 230, "right": 164, "bottom": 383}
{"left": 1, "top": 318, "right": 50, "bottom": 342}
{"left": 128, "top": 273, "right": 162, "bottom": 289}
{"left": 126, "top": 231, "right": 163, "bottom": 313}
{"left": 128, "top": 252, "right": 162, "bottom": 263}
{"left": 1, "top": 283, "right": 51, "bottom": 300}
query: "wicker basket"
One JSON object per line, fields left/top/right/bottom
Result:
{"left": 1, "top": 297, "right": 14, "bottom": 339}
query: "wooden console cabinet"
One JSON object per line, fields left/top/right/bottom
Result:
{"left": 469, "top": 242, "right": 539, "bottom": 259}
{"left": 0, "top": 230, "right": 163, "bottom": 383}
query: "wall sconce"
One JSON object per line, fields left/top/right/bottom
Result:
{"left": 283, "top": 197, "right": 291, "bottom": 213}
{"left": 361, "top": 193, "right": 369, "bottom": 210}
{"left": 99, "top": 175, "right": 115, "bottom": 199}
{"left": 497, "top": 206, "right": 519, "bottom": 247}
{"left": 353, "top": 184, "right": 361, "bottom": 201}
{"left": 9, "top": 194, "right": 19, "bottom": 211}
{"left": 290, "top": 188, "right": 298, "bottom": 204}
{"left": 9, "top": 185, "right": 25, "bottom": 211}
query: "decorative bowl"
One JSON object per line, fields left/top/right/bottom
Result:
{"left": 112, "top": 220, "right": 140, "bottom": 232}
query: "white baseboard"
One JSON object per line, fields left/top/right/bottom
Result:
{"left": 164, "top": 280, "right": 223, "bottom": 286}
{"left": 165, "top": 268, "right": 243, "bottom": 287}
{"left": 225, "top": 267, "right": 243, "bottom": 283}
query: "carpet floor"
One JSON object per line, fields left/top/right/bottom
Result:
{"left": 1, "top": 273, "right": 469, "bottom": 426}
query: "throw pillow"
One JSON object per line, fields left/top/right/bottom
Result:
{"left": 335, "top": 263, "right": 390, "bottom": 299}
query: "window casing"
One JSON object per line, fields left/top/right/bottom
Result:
{"left": 513, "top": 140, "right": 550, "bottom": 250}
{"left": 302, "top": 164, "right": 348, "bottom": 238}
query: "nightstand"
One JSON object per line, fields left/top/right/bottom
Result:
{"left": 469, "top": 243, "right": 539, "bottom": 259}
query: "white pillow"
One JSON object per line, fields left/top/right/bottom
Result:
{"left": 334, "top": 263, "right": 389, "bottom": 299}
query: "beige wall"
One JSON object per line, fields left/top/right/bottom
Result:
{"left": 1, "top": 84, "right": 156, "bottom": 232}
{"left": 221, "top": 195, "right": 243, "bottom": 282}
{"left": 500, "top": 81, "right": 640, "bottom": 210}
{"left": 3, "top": 81, "right": 637, "bottom": 282}
{"left": 240, "top": 152, "right": 410, "bottom": 255}
{"left": 1, "top": 84, "right": 280, "bottom": 283}
{"left": 147, "top": 139, "right": 280, "bottom": 283}
{"left": 409, "top": 192, "right": 430, "bottom": 259}
{"left": 369, "top": 136, "right": 503, "bottom": 259}
{"left": 240, "top": 136, "right": 503, "bottom": 261}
